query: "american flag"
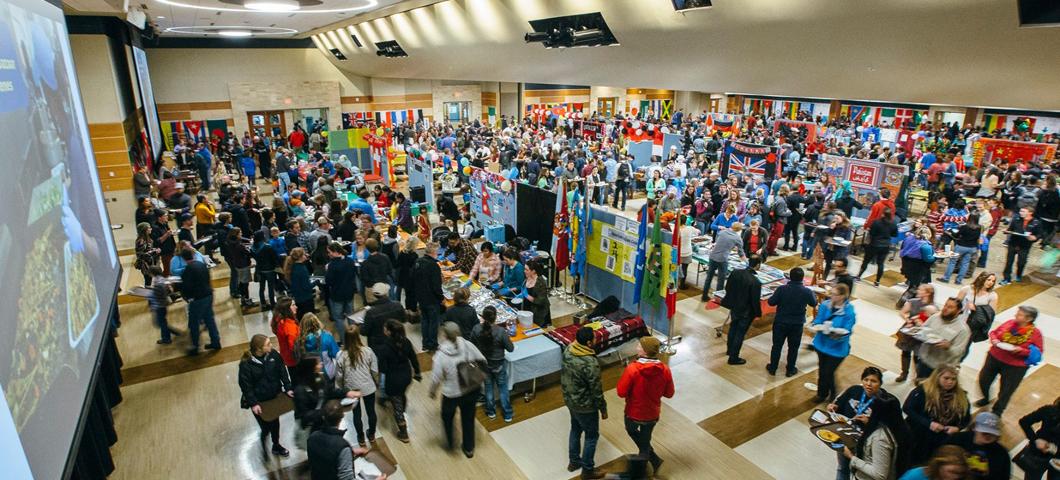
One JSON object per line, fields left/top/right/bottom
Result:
{"left": 729, "top": 152, "right": 767, "bottom": 176}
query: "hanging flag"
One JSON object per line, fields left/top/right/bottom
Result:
{"left": 665, "top": 216, "right": 680, "bottom": 319}
{"left": 571, "top": 191, "right": 591, "bottom": 278}
{"left": 893, "top": 109, "right": 913, "bottom": 128}
{"left": 640, "top": 211, "right": 664, "bottom": 307}
{"left": 551, "top": 178, "right": 571, "bottom": 271}
{"left": 183, "top": 120, "right": 205, "bottom": 143}
{"left": 632, "top": 204, "right": 649, "bottom": 305}
{"left": 161, "top": 121, "right": 175, "bottom": 151}
{"left": 722, "top": 140, "right": 778, "bottom": 180}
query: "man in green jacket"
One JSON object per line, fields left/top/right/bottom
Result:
{"left": 561, "top": 327, "right": 607, "bottom": 480}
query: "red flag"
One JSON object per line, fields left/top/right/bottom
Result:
{"left": 481, "top": 183, "right": 492, "bottom": 216}
{"left": 551, "top": 179, "right": 570, "bottom": 271}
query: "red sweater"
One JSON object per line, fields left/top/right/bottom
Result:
{"left": 274, "top": 317, "right": 301, "bottom": 367}
{"left": 864, "top": 199, "right": 896, "bottom": 229}
{"left": 616, "top": 358, "right": 675, "bottom": 421}
{"left": 987, "top": 319, "right": 1044, "bottom": 367}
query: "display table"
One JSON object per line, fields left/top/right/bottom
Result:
{"left": 505, "top": 335, "right": 562, "bottom": 390}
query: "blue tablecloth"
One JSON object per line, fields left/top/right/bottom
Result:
{"left": 504, "top": 335, "right": 562, "bottom": 390}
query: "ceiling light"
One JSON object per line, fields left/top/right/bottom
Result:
{"left": 157, "top": 16, "right": 166, "bottom": 19}
{"left": 243, "top": 0, "right": 300, "bottom": 12}
{"left": 218, "top": 29, "right": 253, "bottom": 37}
{"left": 524, "top": 32, "right": 549, "bottom": 43}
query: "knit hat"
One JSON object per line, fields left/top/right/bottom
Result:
{"left": 639, "top": 336, "right": 662, "bottom": 358}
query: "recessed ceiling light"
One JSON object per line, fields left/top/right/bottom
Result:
{"left": 156, "top": 0, "right": 377, "bottom": 14}
{"left": 243, "top": 0, "right": 300, "bottom": 12}
{"left": 218, "top": 29, "right": 253, "bottom": 37}
{"left": 157, "top": 15, "right": 165, "bottom": 19}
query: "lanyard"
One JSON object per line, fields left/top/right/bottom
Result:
{"left": 855, "top": 391, "right": 874, "bottom": 417}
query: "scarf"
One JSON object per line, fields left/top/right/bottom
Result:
{"left": 1001, "top": 324, "right": 1036, "bottom": 346}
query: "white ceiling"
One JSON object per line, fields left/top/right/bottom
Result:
{"left": 300, "top": 0, "right": 1060, "bottom": 111}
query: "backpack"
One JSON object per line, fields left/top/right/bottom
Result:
{"left": 617, "top": 162, "right": 631, "bottom": 180}
{"left": 1019, "top": 187, "right": 1039, "bottom": 209}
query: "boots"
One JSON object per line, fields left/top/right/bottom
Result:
{"left": 397, "top": 422, "right": 410, "bottom": 443}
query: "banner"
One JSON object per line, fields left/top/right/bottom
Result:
{"left": 845, "top": 159, "right": 882, "bottom": 191}
{"left": 773, "top": 119, "right": 818, "bottom": 143}
{"left": 721, "top": 141, "right": 778, "bottom": 180}
{"left": 880, "top": 164, "right": 908, "bottom": 201}
{"left": 706, "top": 113, "right": 741, "bottom": 137}
{"left": 468, "top": 167, "right": 517, "bottom": 229}
{"left": 970, "top": 137, "right": 1057, "bottom": 166}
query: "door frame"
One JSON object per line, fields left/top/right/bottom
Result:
{"left": 247, "top": 110, "right": 287, "bottom": 139}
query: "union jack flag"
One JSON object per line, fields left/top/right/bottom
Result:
{"left": 729, "top": 152, "right": 766, "bottom": 176}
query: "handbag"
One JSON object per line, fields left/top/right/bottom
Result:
{"left": 456, "top": 341, "right": 486, "bottom": 391}
{"left": 1013, "top": 444, "right": 1052, "bottom": 473}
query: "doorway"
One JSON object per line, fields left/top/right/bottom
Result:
{"left": 247, "top": 110, "right": 286, "bottom": 139}
{"left": 293, "top": 108, "right": 329, "bottom": 133}
{"left": 443, "top": 101, "right": 470, "bottom": 124}
{"left": 709, "top": 98, "right": 721, "bottom": 113}
{"left": 597, "top": 97, "right": 616, "bottom": 117}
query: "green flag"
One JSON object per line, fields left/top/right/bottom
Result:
{"left": 640, "top": 212, "right": 664, "bottom": 306}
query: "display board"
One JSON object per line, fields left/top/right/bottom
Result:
{"left": 0, "top": 0, "right": 121, "bottom": 477}
{"left": 406, "top": 152, "right": 434, "bottom": 208}
{"left": 326, "top": 128, "right": 372, "bottom": 172}
{"left": 721, "top": 140, "right": 778, "bottom": 180}
{"left": 514, "top": 182, "right": 556, "bottom": 250}
{"left": 970, "top": 137, "right": 1057, "bottom": 167}
{"left": 131, "top": 46, "right": 161, "bottom": 164}
{"left": 821, "top": 154, "right": 907, "bottom": 200}
{"left": 586, "top": 218, "right": 642, "bottom": 282}
{"left": 468, "top": 167, "right": 517, "bottom": 230}
{"left": 582, "top": 207, "right": 671, "bottom": 337}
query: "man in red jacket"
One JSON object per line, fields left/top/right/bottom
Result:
{"left": 863, "top": 188, "right": 896, "bottom": 230}
{"left": 616, "top": 336, "right": 675, "bottom": 474}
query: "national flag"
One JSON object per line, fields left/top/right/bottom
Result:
{"left": 912, "top": 110, "right": 926, "bottom": 127}
{"left": 747, "top": 99, "right": 761, "bottom": 114}
{"left": 651, "top": 128, "right": 665, "bottom": 157}
{"left": 161, "top": 121, "right": 175, "bottom": 151}
{"left": 571, "top": 190, "right": 591, "bottom": 277}
{"left": 639, "top": 211, "right": 664, "bottom": 307}
{"left": 480, "top": 183, "right": 492, "bottom": 217}
{"left": 893, "top": 109, "right": 913, "bottom": 128}
{"left": 763, "top": 100, "right": 774, "bottom": 114}
{"left": 665, "top": 216, "right": 680, "bottom": 318}
{"left": 983, "top": 114, "right": 1008, "bottom": 133}
{"left": 785, "top": 101, "right": 798, "bottom": 119}
{"left": 1013, "top": 116, "right": 1036, "bottom": 133}
{"left": 845, "top": 105, "right": 869, "bottom": 124}
{"left": 169, "top": 121, "right": 184, "bottom": 146}
{"left": 551, "top": 178, "right": 571, "bottom": 271}
{"left": 728, "top": 151, "right": 767, "bottom": 176}
{"left": 183, "top": 120, "right": 205, "bottom": 143}
{"left": 632, "top": 204, "right": 649, "bottom": 305}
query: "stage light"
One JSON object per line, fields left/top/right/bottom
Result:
{"left": 524, "top": 31, "right": 549, "bottom": 43}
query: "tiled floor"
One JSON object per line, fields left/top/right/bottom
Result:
{"left": 106, "top": 216, "right": 1060, "bottom": 479}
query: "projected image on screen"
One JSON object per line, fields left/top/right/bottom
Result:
{"left": 0, "top": 0, "right": 120, "bottom": 477}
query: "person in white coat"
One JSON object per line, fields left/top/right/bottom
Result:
{"left": 428, "top": 322, "right": 487, "bottom": 458}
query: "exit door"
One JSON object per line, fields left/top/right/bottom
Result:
{"left": 248, "top": 110, "right": 287, "bottom": 139}
{"left": 597, "top": 97, "right": 616, "bottom": 117}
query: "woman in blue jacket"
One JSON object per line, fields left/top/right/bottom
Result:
{"left": 284, "top": 247, "right": 315, "bottom": 319}
{"left": 812, "top": 283, "right": 857, "bottom": 403}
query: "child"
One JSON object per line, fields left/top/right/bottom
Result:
{"left": 148, "top": 266, "right": 179, "bottom": 344}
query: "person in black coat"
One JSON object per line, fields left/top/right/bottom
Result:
{"left": 376, "top": 320, "right": 421, "bottom": 443}
{"left": 238, "top": 334, "right": 293, "bottom": 457}
{"left": 1019, "top": 396, "right": 1060, "bottom": 480}
{"left": 766, "top": 267, "right": 817, "bottom": 376}
{"left": 783, "top": 191, "right": 805, "bottom": 251}
{"left": 857, "top": 209, "right": 898, "bottom": 286}
{"left": 443, "top": 287, "right": 478, "bottom": 339}
{"left": 359, "top": 238, "right": 394, "bottom": 290}
{"left": 1002, "top": 206, "right": 1042, "bottom": 285}
{"left": 150, "top": 209, "right": 177, "bottom": 275}
{"left": 290, "top": 357, "right": 355, "bottom": 437}
{"left": 180, "top": 247, "right": 221, "bottom": 355}
{"left": 411, "top": 242, "right": 444, "bottom": 351}
{"left": 325, "top": 243, "right": 358, "bottom": 335}
{"left": 223, "top": 227, "right": 257, "bottom": 307}
{"left": 307, "top": 401, "right": 378, "bottom": 480}
{"left": 396, "top": 239, "right": 422, "bottom": 314}
{"left": 721, "top": 255, "right": 763, "bottom": 365}
{"left": 362, "top": 283, "right": 407, "bottom": 351}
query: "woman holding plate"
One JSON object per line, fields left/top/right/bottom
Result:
{"left": 813, "top": 283, "right": 856, "bottom": 405}
{"left": 827, "top": 367, "right": 888, "bottom": 480}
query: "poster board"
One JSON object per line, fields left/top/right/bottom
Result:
{"left": 844, "top": 159, "right": 882, "bottom": 192}
{"left": 406, "top": 153, "right": 434, "bottom": 208}
{"left": 970, "top": 137, "right": 1057, "bottom": 167}
{"left": 586, "top": 219, "right": 643, "bottom": 282}
{"left": 582, "top": 207, "right": 671, "bottom": 337}
{"left": 468, "top": 167, "right": 516, "bottom": 229}
{"left": 822, "top": 155, "right": 907, "bottom": 200}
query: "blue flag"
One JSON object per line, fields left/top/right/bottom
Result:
{"left": 632, "top": 204, "right": 649, "bottom": 305}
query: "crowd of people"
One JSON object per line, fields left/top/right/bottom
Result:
{"left": 127, "top": 106, "right": 1059, "bottom": 479}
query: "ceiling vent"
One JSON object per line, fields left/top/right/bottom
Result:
{"left": 375, "top": 40, "right": 407, "bottom": 57}
{"left": 351, "top": 34, "right": 363, "bottom": 48}
{"left": 329, "top": 48, "right": 347, "bottom": 60}
{"left": 671, "top": 0, "right": 712, "bottom": 12}
{"left": 524, "top": 12, "right": 618, "bottom": 48}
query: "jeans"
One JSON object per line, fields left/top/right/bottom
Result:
{"left": 569, "top": 409, "right": 600, "bottom": 471}
{"left": 389, "top": 272, "right": 400, "bottom": 301}
{"left": 700, "top": 259, "right": 728, "bottom": 298}
{"left": 277, "top": 172, "right": 291, "bottom": 192}
{"left": 328, "top": 299, "right": 353, "bottom": 337}
{"left": 942, "top": 244, "right": 977, "bottom": 282}
{"left": 441, "top": 388, "right": 479, "bottom": 451}
{"left": 802, "top": 235, "right": 817, "bottom": 259}
{"left": 768, "top": 322, "right": 803, "bottom": 373}
{"left": 816, "top": 351, "right": 845, "bottom": 401}
{"left": 783, "top": 221, "right": 800, "bottom": 250}
{"left": 483, "top": 363, "right": 513, "bottom": 419}
{"left": 835, "top": 451, "right": 851, "bottom": 480}
{"left": 1003, "top": 245, "right": 1030, "bottom": 281}
{"left": 350, "top": 392, "right": 377, "bottom": 439}
{"left": 612, "top": 180, "right": 628, "bottom": 210}
{"left": 978, "top": 353, "right": 1029, "bottom": 415}
{"left": 857, "top": 245, "right": 889, "bottom": 283}
{"left": 153, "top": 307, "right": 172, "bottom": 342}
{"left": 258, "top": 271, "right": 279, "bottom": 306}
{"left": 228, "top": 265, "right": 240, "bottom": 297}
{"left": 624, "top": 417, "right": 660, "bottom": 464}
{"left": 695, "top": 220, "right": 709, "bottom": 235}
{"left": 976, "top": 235, "right": 993, "bottom": 268}
{"left": 420, "top": 303, "right": 442, "bottom": 351}
{"left": 726, "top": 312, "right": 753, "bottom": 361}
{"left": 187, "top": 294, "right": 220, "bottom": 349}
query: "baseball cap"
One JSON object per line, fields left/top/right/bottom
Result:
{"left": 973, "top": 412, "right": 1001, "bottom": 436}
{"left": 370, "top": 282, "right": 389, "bottom": 298}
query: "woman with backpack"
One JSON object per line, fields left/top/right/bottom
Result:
{"left": 429, "top": 322, "right": 487, "bottom": 458}
{"left": 471, "top": 307, "right": 515, "bottom": 423}
{"left": 295, "top": 313, "right": 339, "bottom": 379}
{"left": 334, "top": 325, "right": 379, "bottom": 447}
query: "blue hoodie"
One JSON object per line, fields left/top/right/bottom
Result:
{"left": 811, "top": 299, "right": 856, "bottom": 358}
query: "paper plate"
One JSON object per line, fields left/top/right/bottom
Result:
{"left": 995, "top": 342, "right": 1018, "bottom": 352}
